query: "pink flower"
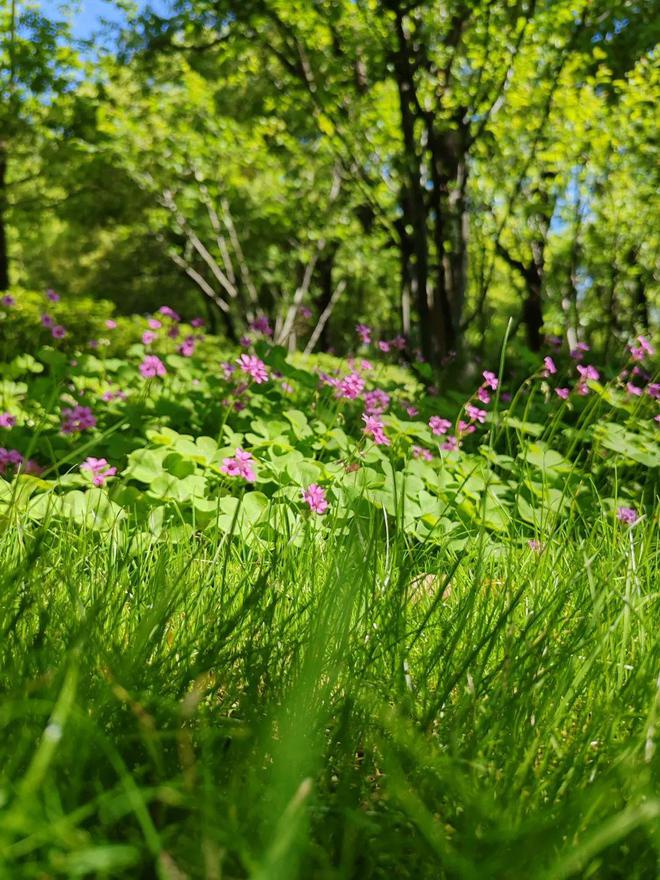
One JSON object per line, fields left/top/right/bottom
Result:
{"left": 139, "top": 355, "right": 167, "bottom": 378}
{"left": 547, "top": 335, "right": 562, "bottom": 349}
{"left": 555, "top": 387, "right": 570, "bottom": 400}
{"left": 142, "top": 331, "right": 156, "bottom": 345}
{"left": 378, "top": 340, "right": 390, "bottom": 353}
{"left": 178, "top": 337, "right": 196, "bottom": 357}
{"left": 405, "top": 405, "right": 418, "bottom": 417}
{"left": 190, "top": 317, "right": 205, "bottom": 328}
{"left": 298, "top": 306, "right": 312, "bottom": 319}
{"left": 616, "top": 506, "right": 638, "bottom": 525}
{"left": 362, "top": 413, "right": 389, "bottom": 446}
{"left": 220, "top": 447, "right": 256, "bottom": 483}
{"left": 0, "top": 447, "right": 24, "bottom": 474}
{"left": 528, "top": 539, "right": 543, "bottom": 552}
{"left": 429, "top": 416, "right": 451, "bottom": 436}
{"left": 105, "top": 319, "right": 117, "bottom": 330}
{"left": 249, "top": 316, "right": 273, "bottom": 337}
{"left": 337, "top": 372, "right": 365, "bottom": 400}
{"left": 364, "top": 388, "right": 390, "bottom": 415}
{"left": 41, "top": 313, "right": 54, "bottom": 328}
{"left": 476, "top": 386, "right": 491, "bottom": 405}
{"left": 147, "top": 318, "right": 162, "bottom": 330}
{"left": 391, "top": 335, "right": 406, "bottom": 351}
{"left": 52, "top": 325, "right": 67, "bottom": 339}
{"left": 359, "top": 359, "right": 373, "bottom": 372}
{"left": 465, "top": 404, "right": 487, "bottom": 423}
{"left": 159, "top": 306, "right": 180, "bottom": 321}
{"left": 647, "top": 383, "right": 660, "bottom": 400}
{"left": 46, "top": 288, "right": 60, "bottom": 302}
{"left": 441, "top": 436, "right": 459, "bottom": 452}
{"left": 570, "top": 342, "right": 589, "bottom": 360}
{"left": 630, "top": 336, "right": 655, "bottom": 361}
{"left": 577, "top": 365, "right": 600, "bottom": 382}
{"left": 482, "top": 371, "right": 499, "bottom": 390}
{"left": 237, "top": 354, "right": 268, "bottom": 384}
{"left": 81, "top": 457, "right": 117, "bottom": 487}
{"left": 221, "top": 361, "right": 236, "bottom": 379}
{"left": 356, "top": 324, "right": 371, "bottom": 345}
{"left": 302, "top": 483, "right": 329, "bottom": 515}
{"left": 543, "top": 356, "right": 557, "bottom": 376}
{"left": 0, "top": 294, "right": 15, "bottom": 307}
{"left": 412, "top": 445, "right": 433, "bottom": 461}
{"left": 626, "top": 383, "right": 642, "bottom": 397}
{"left": 458, "top": 420, "right": 476, "bottom": 436}
{"left": 61, "top": 405, "right": 96, "bottom": 435}
{"left": 0, "top": 413, "right": 16, "bottom": 428}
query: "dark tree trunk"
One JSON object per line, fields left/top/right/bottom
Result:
{"left": 392, "top": 12, "right": 433, "bottom": 364}
{"left": 315, "top": 243, "right": 338, "bottom": 350}
{"left": 0, "top": 144, "right": 9, "bottom": 292}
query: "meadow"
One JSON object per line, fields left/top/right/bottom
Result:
{"left": 0, "top": 291, "right": 658, "bottom": 878}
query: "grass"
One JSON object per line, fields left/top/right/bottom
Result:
{"left": 0, "top": 485, "right": 658, "bottom": 879}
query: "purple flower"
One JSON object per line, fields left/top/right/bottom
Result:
{"left": 465, "top": 403, "right": 487, "bottom": 424}
{"left": 626, "top": 382, "right": 642, "bottom": 397}
{"left": 0, "top": 447, "right": 24, "bottom": 474}
{"left": 298, "top": 306, "right": 312, "bottom": 319}
{"left": 543, "top": 356, "right": 557, "bottom": 376}
{"left": 616, "top": 506, "right": 638, "bottom": 525}
{"left": 61, "top": 405, "right": 96, "bottom": 435}
{"left": 336, "top": 372, "right": 365, "bottom": 400}
{"left": 81, "top": 457, "right": 117, "bottom": 487}
{"left": 51, "top": 325, "right": 67, "bottom": 339}
{"left": 405, "top": 405, "right": 418, "bottom": 417}
{"left": 364, "top": 388, "right": 390, "bottom": 415}
{"left": 302, "top": 483, "right": 329, "bottom": 515}
{"left": 356, "top": 324, "right": 371, "bottom": 345}
{"left": 1, "top": 294, "right": 15, "bottom": 307}
{"left": 378, "top": 340, "right": 390, "bottom": 353}
{"left": 178, "top": 337, "right": 196, "bottom": 357}
{"left": 647, "top": 383, "right": 660, "bottom": 400}
{"left": 476, "top": 386, "right": 491, "bottom": 405}
{"left": 547, "top": 335, "right": 562, "bottom": 350}
{"left": 249, "top": 315, "right": 273, "bottom": 337}
{"left": 46, "top": 288, "right": 60, "bottom": 302}
{"left": 458, "top": 420, "right": 476, "bottom": 436}
{"left": 555, "top": 387, "right": 570, "bottom": 400}
{"left": 412, "top": 445, "right": 433, "bottom": 461}
{"left": 159, "top": 306, "right": 180, "bottom": 321}
{"left": 441, "top": 436, "right": 459, "bottom": 452}
{"left": 482, "top": 371, "right": 499, "bottom": 390}
{"left": 362, "top": 413, "right": 389, "bottom": 446}
{"left": 41, "top": 314, "right": 54, "bottom": 328}
{"left": 190, "top": 317, "right": 205, "bottom": 328}
{"left": 429, "top": 416, "right": 451, "bottom": 436}
{"left": 0, "top": 412, "right": 16, "bottom": 429}
{"left": 142, "top": 331, "right": 156, "bottom": 345}
{"left": 237, "top": 354, "right": 268, "bottom": 384}
{"left": 570, "top": 342, "right": 590, "bottom": 361}
{"left": 630, "top": 335, "right": 655, "bottom": 361}
{"left": 139, "top": 355, "right": 167, "bottom": 378}
{"left": 220, "top": 447, "right": 256, "bottom": 483}
{"left": 577, "top": 364, "right": 600, "bottom": 382}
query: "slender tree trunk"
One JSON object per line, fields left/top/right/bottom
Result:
{"left": 315, "top": 244, "right": 338, "bottom": 350}
{"left": 392, "top": 14, "right": 433, "bottom": 364}
{"left": 0, "top": 144, "right": 9, "bottom": 292}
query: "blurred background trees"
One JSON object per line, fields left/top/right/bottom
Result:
{"left": 4, "top": 0, "right": 658, "bottom": 364}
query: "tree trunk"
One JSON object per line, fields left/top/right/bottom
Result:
{"left": 0, "top": 144, "right": 9, "bottom": 292}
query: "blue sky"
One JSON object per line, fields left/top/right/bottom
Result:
{"left": 39, "top": 0, "right": 172, "bottom": 41}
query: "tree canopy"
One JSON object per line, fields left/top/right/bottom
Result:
{"left": 3, "top": 0, "right": 658, "bottom": 366}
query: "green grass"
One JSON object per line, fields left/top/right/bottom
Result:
{"left": 0, "top": 491, "right": 658, "bottom": 879}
